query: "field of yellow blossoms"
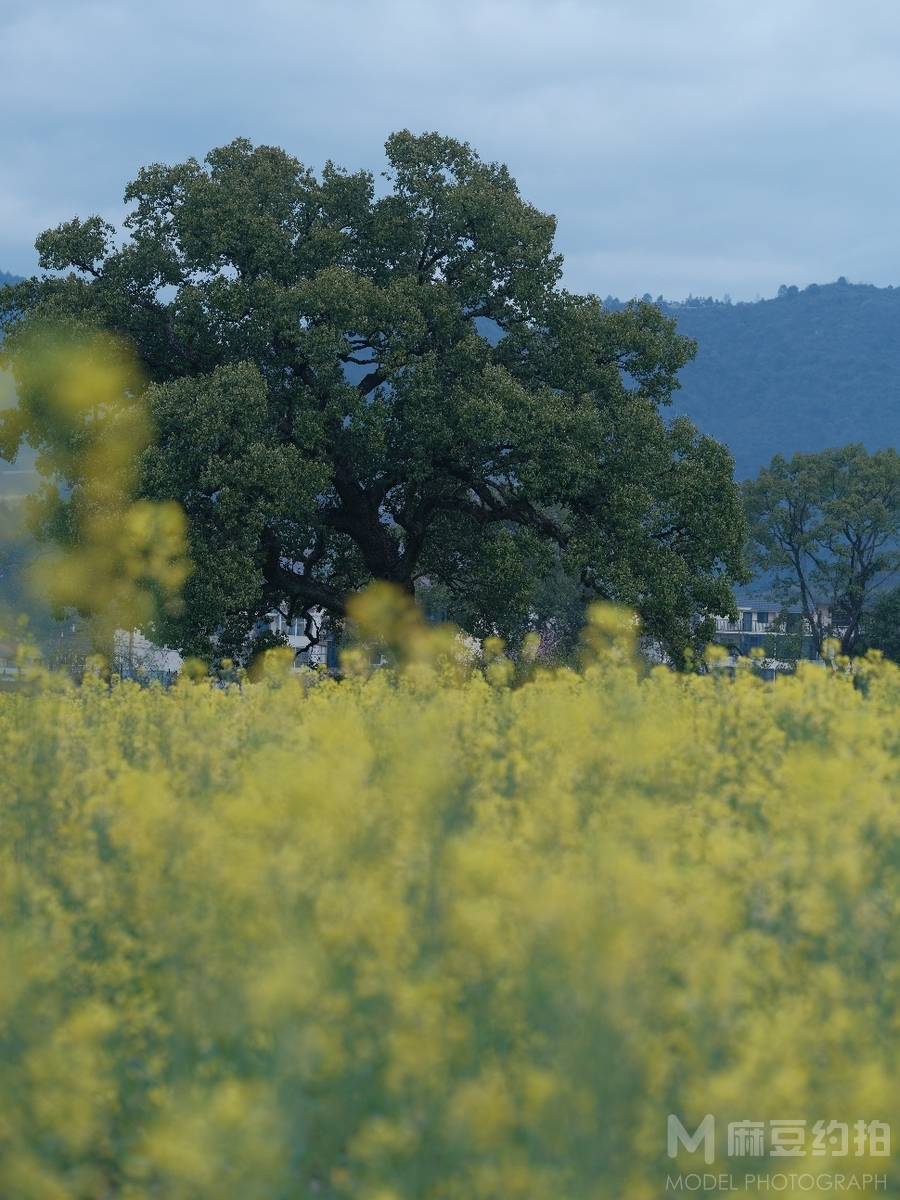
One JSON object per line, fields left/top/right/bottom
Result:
{"left": 2, "top": 600, "right": 899, "bottom": 1200}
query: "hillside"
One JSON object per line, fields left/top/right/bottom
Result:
{"left": 604, "top": 279, "right": 900, "bottom": 479}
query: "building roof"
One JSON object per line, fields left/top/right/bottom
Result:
{"left": 732, "top": 593, "right": 805, "bottom": 614}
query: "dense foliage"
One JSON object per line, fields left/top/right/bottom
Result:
{"left": 604, "top": 280, "right": 900, "bottom": 479}
{"left": 0, "top": 134, "right": 746, "bottom": 663}
{"left": 1, "top": 605, "right": 898, "bottom": 1198}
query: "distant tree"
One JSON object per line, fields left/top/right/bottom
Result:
{"left": 744, "top": 445, "right": 900, "bottom": 655}
{"left": 1, "top": 133, "right": 747, "bottom": 663}
{"left": 861, "top": 584, "right": 900, "bottom": 663}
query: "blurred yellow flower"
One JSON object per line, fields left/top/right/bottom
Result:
{"left": 0, "top": 626, "right": 897, "bottom": 1197}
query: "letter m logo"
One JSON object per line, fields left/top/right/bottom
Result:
{"left": 667, "top": 1114, "right": 715, "bottom": 1163}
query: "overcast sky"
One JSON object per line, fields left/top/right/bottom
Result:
{"left": 3, "top": 0, "right": 900, "bottom": 301}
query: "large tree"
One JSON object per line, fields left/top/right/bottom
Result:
{"left": 744, "top": 445, "right": 900, "bottom": 655}
{"left": 0, "top": 132, "right": 746, "bottom": 662}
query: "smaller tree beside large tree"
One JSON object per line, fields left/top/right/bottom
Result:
{"left": 744, "top": 444, "right": 900, "bottom": 656}
{"left": 861, "top": 584, "right": 900, "bottom": 663}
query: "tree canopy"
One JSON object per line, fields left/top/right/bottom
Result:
{"left": 744, "top": 444, "right": 900, "bottom": 655}
{"left": 0, "top": 132, "right": 747, "bottom": 662}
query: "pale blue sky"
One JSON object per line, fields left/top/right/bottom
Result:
{"left": 3, "top": 0, "right": 900, "bottom": 300}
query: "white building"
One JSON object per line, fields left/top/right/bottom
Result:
{"left": 111, "top": 609, "right": 339, "bottom": 682}
{"left": 712, "top": 594, "right": 829, "bottom": 666}
{"left": 256, "top": 609, "right": 338, "bottom": 670}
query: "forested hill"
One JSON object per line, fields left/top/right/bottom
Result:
{"left": 603, "top": 280, "right": 900, "bottom": 479}
{"left": 0, "top": 269, "right": 21, "bottom": 287}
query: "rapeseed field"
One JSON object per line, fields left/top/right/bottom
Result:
{"left": 1, "top": 604, "right": 898, "bottom": 1199}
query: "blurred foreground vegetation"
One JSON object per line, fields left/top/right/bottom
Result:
{"left": 2, "top": 601, "right": 899, "bottom": 1198}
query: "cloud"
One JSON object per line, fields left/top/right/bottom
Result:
{"left": 3, "top": 0, "right": 900, "bottom": 298}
